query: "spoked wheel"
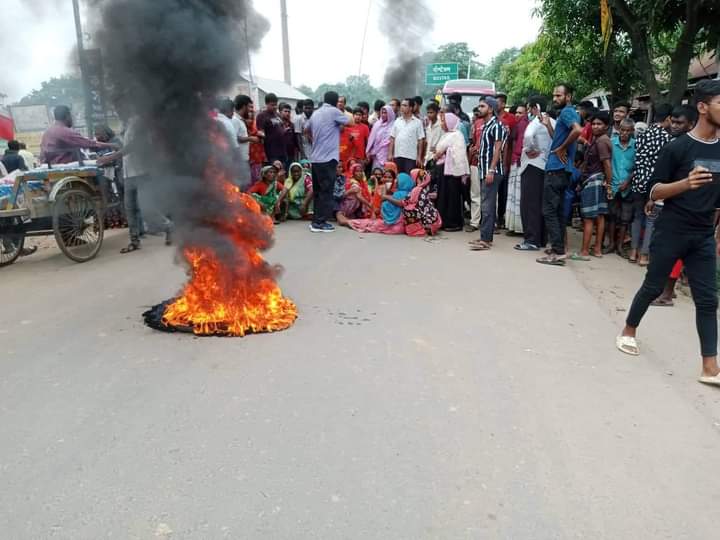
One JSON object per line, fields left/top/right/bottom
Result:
{"left": 0, "top": 219, "right": 26, "bottom": 267}
{"left": 53, "top": 188, "right": 104, "bottom": 262}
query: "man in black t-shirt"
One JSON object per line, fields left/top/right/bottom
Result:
{"left": 255, "top": 93, "right": 287, "bottom": 165}
{"left": 617, "top": 79, "right": 720, "bottom": 386}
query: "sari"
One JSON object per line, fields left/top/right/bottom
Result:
{"left": 247, "top": 118, "right": 266, "bottom": 183}
{"left": 350, "top": 172, "right": 415, "bottom": 234}
{"left": 284, "top": 162, "right": 313, "bottom": 219}
{"left": 404, "top": 169, "right": 442, "bottom": 236}
{"left": 250, "top": 165, "right": 280, "bottom": 215}
{"left": 366, "top": 105, "right": 396, "bottom": 170}
{"left": 339, "top": 164, "right": 372, "bottom": 219}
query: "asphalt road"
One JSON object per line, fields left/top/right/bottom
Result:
{"left": 1, "top": 224, "right": 719, "bottom": 540}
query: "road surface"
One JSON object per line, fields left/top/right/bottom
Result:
{"left": 1, "top": 224, "right": 719, "bottom": 539}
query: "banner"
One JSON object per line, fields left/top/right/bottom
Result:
{"left": 0, "top": 113, "right": 14, "bottom": 141}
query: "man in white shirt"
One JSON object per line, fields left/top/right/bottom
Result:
{"left": 233, "top": 94, "right": 255, "bottom": 188}
{"left": 515, "top": 95, "right": 556, "bottom": 251}
{"left": 293, "top": 99, "right": 314, "bottom": 160}
{"left": 388, "top": 98, "right": 425, "bottom": 175}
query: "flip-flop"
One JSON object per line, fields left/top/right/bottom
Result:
{"left": 590, "top": 251, "right": 604, "bottom": 258}
{"left": 698, "top": 374, "right": 720, "bottom": 387}
{"left": 469, "top": 242, "right": 491, "bottom": 251}
{"left": 569, "top": 253, "right": 591, "bottom": 261}
{"left": 651, "top": 298, "right": 674, "bottom": 307}
{"left": 536, "top": 255, "right": 566, "bottom": 266}
{"left": 514, "top": 243, "right": 540, "bottom": 251}
{"left": 616, "top": 335, "right": 639, "bottom": 356}
{"left": 120, "top": 244, "right": 141, "bottom": 254}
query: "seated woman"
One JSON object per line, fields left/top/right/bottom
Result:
{"left": 336, "top": 163, "right": 374, "bottom": 226}
{"left": 349, "top": 172, "right": 415, "bottom": 234}
{"left": 248, "top": 165, "right": 283, "bottom": 221}
{"left": 368, "top": 167, "right": 385, "bottom": 216}
{"left": 404, "top": 169, "right": 442, "bottom": 236}
{"left": 277, "top": 162, "right": 313, "bottom": 221}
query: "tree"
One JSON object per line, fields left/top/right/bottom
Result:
{"left": 16, "top": 75, "right": 84, "bottom": 107}
{"left": 538, "top": 0, "right": 720, "bottom": 104}
{"left": 299, "top": 75, "right": 385, "bottom": 107}
{"left": 484, "top": 47, "right": 521, "bottom": 86}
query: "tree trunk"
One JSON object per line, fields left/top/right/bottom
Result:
{"left": 667, "top": 0, "right": 701, "bottom": 105}
{"left": 610, "top": 0, "right": 661, "bottom": 103}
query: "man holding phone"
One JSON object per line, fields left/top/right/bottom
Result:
{"left": 617, "top": 79, "right": 720, "bottom": 386}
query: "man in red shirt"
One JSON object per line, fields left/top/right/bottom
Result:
{"left": 340, "top": 107, "right": 370, "bottom": 168}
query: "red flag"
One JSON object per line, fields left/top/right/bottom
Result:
{"left": 0, "top": 113, "right": 14, "bottom": 141}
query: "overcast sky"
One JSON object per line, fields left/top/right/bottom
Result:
{"left": 1, "top": 0, "right": 541, "bottom": 103}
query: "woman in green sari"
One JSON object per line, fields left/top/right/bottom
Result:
{"left": 248, "top": 165, "right": 282, "bottom": 220}
{"left": 277, "top": 162, "right": 313, "bottom": 220}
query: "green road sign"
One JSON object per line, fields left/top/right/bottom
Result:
{"left": 425, "top": 63, "right": 459, "bottom": 86}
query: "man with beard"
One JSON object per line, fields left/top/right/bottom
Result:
{"left": 233, "top": 94, "right": 257, "bottom": 188}
{"left": 617, "top": 79, "right": 720, "bottom": 387}
{"left": 536, "top": 83, "right": 583, "bottom": 266}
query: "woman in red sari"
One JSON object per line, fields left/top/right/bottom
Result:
{"left": 245, "top": 107, "right": 266, "bottom": 184}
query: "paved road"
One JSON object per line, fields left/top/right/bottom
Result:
{"left": 1, "top": 224, "right": 719, "bottom": 539}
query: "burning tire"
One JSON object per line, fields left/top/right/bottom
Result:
{"left": 53, "top": 188, "right": 105, "bottom": 263}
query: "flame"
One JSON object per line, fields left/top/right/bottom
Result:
{"left": 158, "top": 134, "right": 297, "bottom": 336}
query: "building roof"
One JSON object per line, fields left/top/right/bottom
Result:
{"left": 239, "top": 75, "right": 310, "bottom": 101}
{"left": 689, "top": 51, "right": 718, "bottom": 81}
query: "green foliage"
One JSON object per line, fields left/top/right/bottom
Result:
{"left": 432, "top": 42, "right": 486, "bottom": 79}
{"left": 16, "top": 75, "right": 84, "bottom": 107}
{"left": 300, "top": 74, "right": 385, "bottom": 106}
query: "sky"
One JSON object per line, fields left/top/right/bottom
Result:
{"left": 1, "top": 0, "right": 541, "bottom": 104}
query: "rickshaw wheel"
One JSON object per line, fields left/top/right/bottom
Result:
{"left": 53, "top": 188, "right": 104, "bottom": 263}
{"left": 0, "top": 221, "right": 25, "bottom": 267}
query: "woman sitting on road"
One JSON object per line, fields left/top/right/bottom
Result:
{"left": 248, "top": 165, "right": 283, "bottom": 221}
{"left": 404, "top": 168, "right": 442, "bottom": 237}
{"left": 349, "top": 172, "right": 415, "bottom": 234}
{"left": 336, "top": 163, "right": 374, "bottom": 226}
{"left": 276, "top": 162, "right": 313, "bottom": 221}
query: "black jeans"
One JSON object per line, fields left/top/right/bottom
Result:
{"left": 496, "top": 172, "right": 508, "bottom": 226}
{"left": 626, "top": 224, "right": 718, "bottom": 356}
{"left": 521, "top": 164, "right": 545, "bottom": 247}
{"left": 311, "top": 160, "right": 337, "bottom": 225}
{"left": 395, "top": 157, "right": 416, "bottom": 176}
{"left": 542, "top": 170, "right": 570, "bottom": 255}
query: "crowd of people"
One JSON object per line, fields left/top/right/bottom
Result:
{"left": 9, "top": 77, "right": 720, "bottom": 385}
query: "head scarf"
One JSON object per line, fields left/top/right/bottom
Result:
{"left": 381, "top": 172, "right": 414, "bottom": 225}
{"left": 300, "top": 159, "right": 311, "bottom": 169}
{"left": 366, "top": 104, "right": 397, "bottom": 156}
{"left": 443, "top": 112, "right": 460, "bottom": 132}
{"left": 261, "top": 165, "right": 277, "bottom": 181}
{"left": 383, "top": 161, "right": 398, "bottom": 176}
{"left": 345, "top": 163, "right": 371, "bottom": 202}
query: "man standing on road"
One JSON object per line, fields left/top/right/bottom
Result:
{"left": 536, "top": 83, "right": 583, "bottom": 266}
{"left": 469, "top": 97, "right": 506, "bottom": 252}
{"left": 255, "top": 93, "right": 287, "bottom": 166}
{"left": 627, "top": 104, "right": 673, "bottom": 265}
{"left": 616, "top": 79, "right": 720, "bottom": 387}
{"left": 338, "top": 95, "right": 353, "bottom": 122}
{"left": 388, "top": 98, "right": 425, "bottom": 175}
{"left": 305, "top": 91, "right": 352, "bottom": 233}
{"left": 294, "top": 99, "right": 314, "bottom": 161}
{"left": 279, "top": 102, "right": 298, "bottom": 169}
{"left": 233, "top": 94, "right": 256, "bottom": 188}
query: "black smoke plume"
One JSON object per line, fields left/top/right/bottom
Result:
{"left": 381, "top": 0, "right": 434, "bottom": 98}
{"left": 93, "top": 0, "right": 269, "bottom": 257}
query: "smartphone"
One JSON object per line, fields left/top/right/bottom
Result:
{"left": 694, "top": 159, "right": 720, "bottom": 182}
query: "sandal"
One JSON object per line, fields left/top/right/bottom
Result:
{"left": 469, "top": 241, "right": 491, "bottom": 251}
{"left": 698, "top": 373, "right": 720, "bottom": 387}
{"left": 616, "top": 335, "right": 639, "bottom": 356}
{"left": 120, "top": 243, "right": 141, "bottom": 254}
{"left": 651, "top": 298, "right": 674, "bottom": 307}
{"left": 20, "top": 246, "right": 38, "bottom": 257}
{"left": 569, "top": 253, "right": 591, "bottom": 261}
{"left": 536, "top": 255, "right": 566, "bottom": 266}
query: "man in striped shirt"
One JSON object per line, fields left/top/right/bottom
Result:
{"left": 470, "top": 97, "right": 508, "bottom": 251}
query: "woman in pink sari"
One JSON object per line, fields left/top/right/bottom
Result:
{"left": 366, "top": 105, "right": 396, "bottom": 170}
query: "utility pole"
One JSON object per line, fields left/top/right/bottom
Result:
{"left": 280, "top": 0, "right": 292, "bottom": 85}
{"left": 72, "top": 0, "right": 93, "bottom": 135}
{"left": 358, "top": 0, "right": 372, "bottom": 76}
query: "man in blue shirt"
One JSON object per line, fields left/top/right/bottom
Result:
{"left": 537, "top": 83, "right": 583, "bottom": 266}
{"left": 305, "top": 91, "right": 351, "bottom": 233}
{"left": 605, "top": 119, "right": 636, "bottom": 255}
